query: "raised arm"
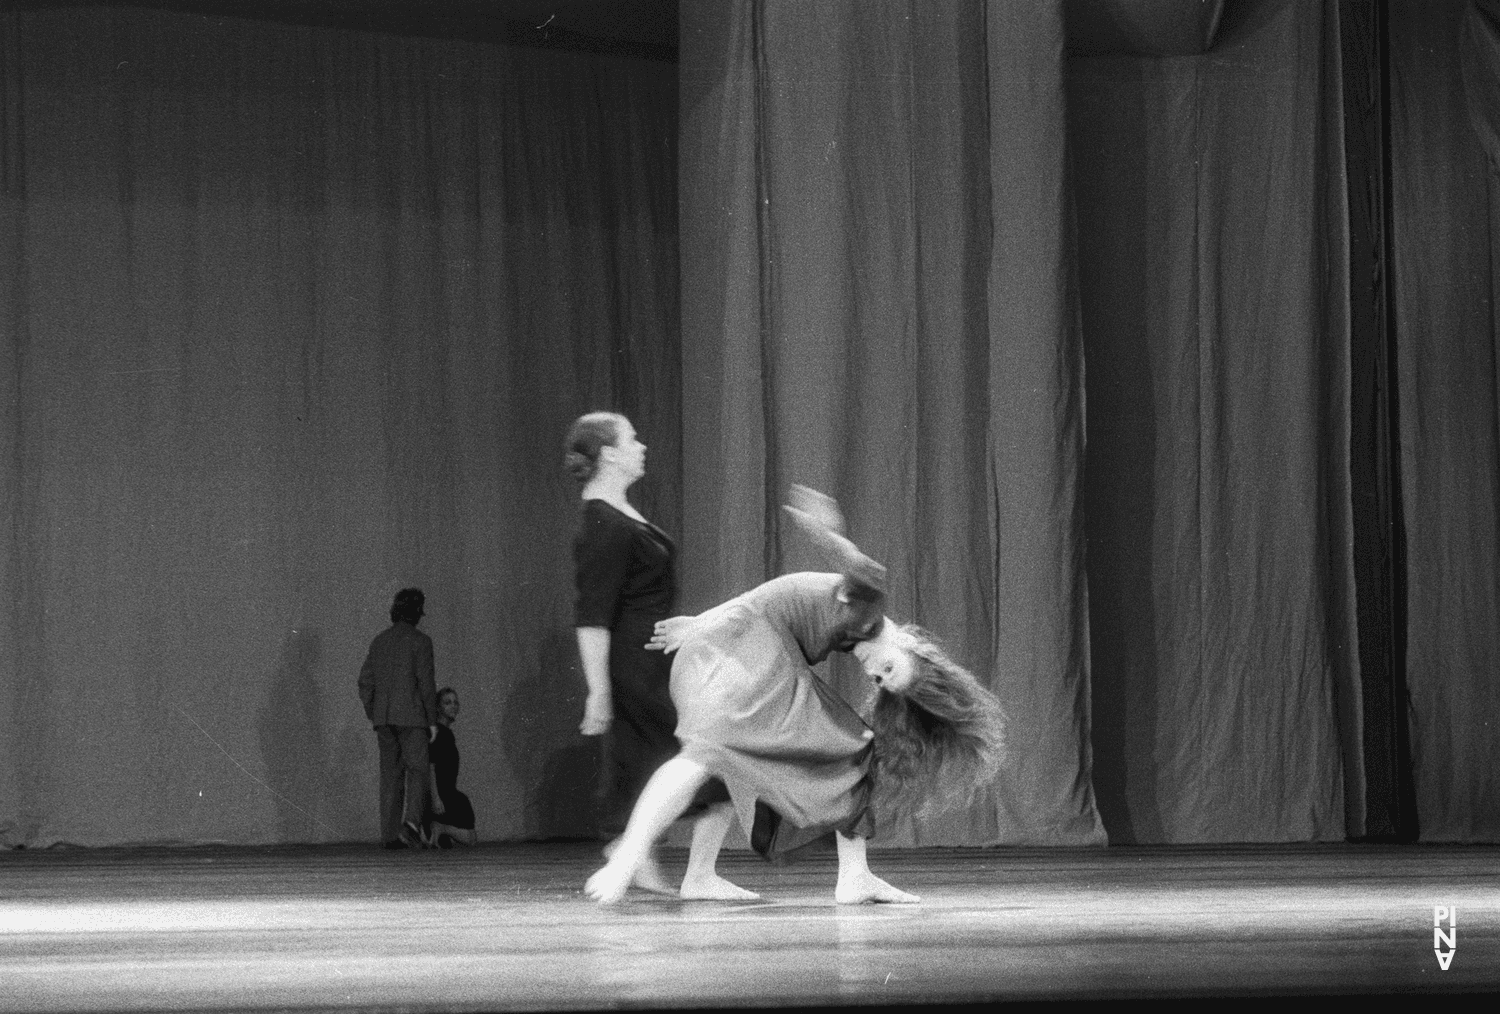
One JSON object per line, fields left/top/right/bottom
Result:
{"left": 782, "top": 485, "right": 886, "bottom": 599}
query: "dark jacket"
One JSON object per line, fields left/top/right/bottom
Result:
{"left": 358, "top": 622, "right": 438, "bottom": 727}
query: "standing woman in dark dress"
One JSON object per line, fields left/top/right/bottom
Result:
{"left": 565, "top": 412, "right": 746, "bottom": 899}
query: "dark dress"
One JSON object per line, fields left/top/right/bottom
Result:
{"left": 670, "top": 548, "right": 886, "bottom": 859}
{"left": 429, "top": 724, "right": 474, "bottom": 831}
{"left": 574, "top": 499, "right": 725, "bottom": 832}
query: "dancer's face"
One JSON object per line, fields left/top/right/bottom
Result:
{"left": 604, "top": 420, "right": 647, "bottom": 481}
{"left": 440, "top": 693, "right": 460, "bottom": 723}
{"left": 854, "top": 625, "right": 917, "bottom": 695}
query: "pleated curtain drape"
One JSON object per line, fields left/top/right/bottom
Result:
{"left": 679, "top": 0, "right": 1370, "bottom": 845}
{"left": 1390, "top": 0, "right": 1500, "bottom": 841}
{"left": 1068, "top": 0, "right": 1357, "bottom": 842}
{"left": 679, "top": 0, "right": 1105, "bottom": 845}
{"left": 0, "top": 6, "right": 680, "bottom": 846}
{"left": 3, "top": 0, "right": 1499, "bottom": 848}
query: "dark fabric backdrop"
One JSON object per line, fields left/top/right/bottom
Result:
{"left": 4, "top": 1, "right": 1499, "bottom": 848}
{"left": 1068, "top": 0, "right": 1357, "bottom": 842}
{"left": 678, "top": 0, "right": 1386, "bottom": 846}
{"left": 0, "top": 6, "right": 679, "bottom": 845}
{"left": 1391, "top": 0, "right": 1500, "bottom": 841}
{"left": 679, "top": 0, "right": 1106, "bottom": 846}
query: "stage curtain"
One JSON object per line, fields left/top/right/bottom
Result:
{"left": 1462, "top": 0, "right": 1500, "bottom": 176}
{"left": 0, "top": 6, "right": 680, "bottom": 845}
{"left": 1068, "top": 0, "right": 1358, "bottom": 841}
{"left": 1390, "top": 0, "right": 1500, "bottom": 841}
{"left": 679, "top": 0, "right": 1107, "bottom": 846}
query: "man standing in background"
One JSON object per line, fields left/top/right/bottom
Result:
{"left": 358, "top": 588, "right": 438, "bottom": 849}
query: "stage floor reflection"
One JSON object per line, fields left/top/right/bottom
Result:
{"left": 2, "top": 841, "right": 1497, "bottom": 1009}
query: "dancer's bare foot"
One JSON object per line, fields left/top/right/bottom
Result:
{"left": 834, "top": 870, "right": 920, "bottom": 905}
{"left": 585, "top": 859, "right": 636, "bottom": 905}
{"left": 633, "top": 854, "right": 677, "bottom": 896}
{"left": 602, "top": 839, "right": 676, "bottom": 896}
{"left": 679, "top": 871, "right": 760, "bottom": 901}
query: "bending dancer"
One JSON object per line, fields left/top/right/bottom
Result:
{"left": 566, "top": 412, "right": 739, "bottom": 898}
{"left": 585, "top": 486, "right": 1004, "bottom": 905}
{"left": 427, "top": 687, "right": 477, "bottom": 847}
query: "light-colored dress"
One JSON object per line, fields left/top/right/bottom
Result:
{"left": 670, "top": 555, "right": 886, "bottom": 856}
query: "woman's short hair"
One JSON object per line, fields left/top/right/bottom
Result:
{"left": 563, "top": 412, "right": 627, "bottom": 483}
{"left": 437, "top": 686, "right": 457, "bottom": 702}
{"left": 390, "top": 587, "right": 425, "bottom": 625}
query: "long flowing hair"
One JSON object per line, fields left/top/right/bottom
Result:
{"left": 867, "top": 623, "right": 1006, "bottom": 819}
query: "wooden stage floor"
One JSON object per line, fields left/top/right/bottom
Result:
{"left": 2, "top": 841, "right": 1497, "bottom": 1011}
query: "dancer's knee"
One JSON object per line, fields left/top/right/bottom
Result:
{"left": 660, "top": 754, "right": 710, "bottom": 782}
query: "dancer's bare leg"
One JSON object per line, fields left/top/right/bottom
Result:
{"left": 678, "top": 802, "right": 759, "bottom": 901}
{"left": 430, "top": 822, "right": 477, "bottom": 846}
{"left": 833, "top": 831, "right": 919, "bottom": 904}
{"left": 601, "top": 837, "right": 675, "bottom": 896}
{"left": 586, "top": 756, "right": 709, "bottom": 904}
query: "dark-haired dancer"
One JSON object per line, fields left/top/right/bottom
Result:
{"left": 564, "top": 412, "right": 743, "bottom": 899}
{"left": 585, "top": 486, "right": 1005, "bottom": 904}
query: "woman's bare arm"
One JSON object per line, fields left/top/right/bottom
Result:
{"left": 575, "top": 626, "right": 613, "bottom": 734}
{"left": 783, "top": 485, "right": 886, "bottom": 595}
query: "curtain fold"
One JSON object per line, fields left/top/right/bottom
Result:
{"left": 986, "top": 1, "right": 1107, "bottom": 845}
{"left": 1069, "top": 0, "right": 1355, "bottom": 841}
{"left": 7, "top": 0, "right": 1498, "bottom": 849}
{"left": 1390, "top": 0, "right": 1500, "bottom": 842}
{"left": 1, "top": 9, "right": 32, "bottom": 842}
{"left": 1461, "top": 0, "right": 1500, "bottom": 176}
{"left": 681, "top": 0, "right": 1106, "bottom": 845}
{"left": 0, "top": 7, "right": 679, "bottom": 846}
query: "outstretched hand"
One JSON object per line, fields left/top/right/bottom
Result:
{"left": 646, "top": 615, "right": 698, "bottom": 655}
{"left": 783, "top": 484, "right": 845, "bottom": 538}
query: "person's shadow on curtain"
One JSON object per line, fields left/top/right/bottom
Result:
{"left": 256, "top": 627, "right": 329, "bottom": 842}
{"left": 325, "top": 719, "right": 373, "bottom": 843}
{"left": 500, "top": 628, "right": 600, "bottom": 840}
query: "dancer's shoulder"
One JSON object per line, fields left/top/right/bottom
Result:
{"left": 759, "top": 571, "right": 844, "bottom": 599}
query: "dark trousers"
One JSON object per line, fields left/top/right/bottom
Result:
{"left": 375, "top": 724, "right": 429, "bottom": 843}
